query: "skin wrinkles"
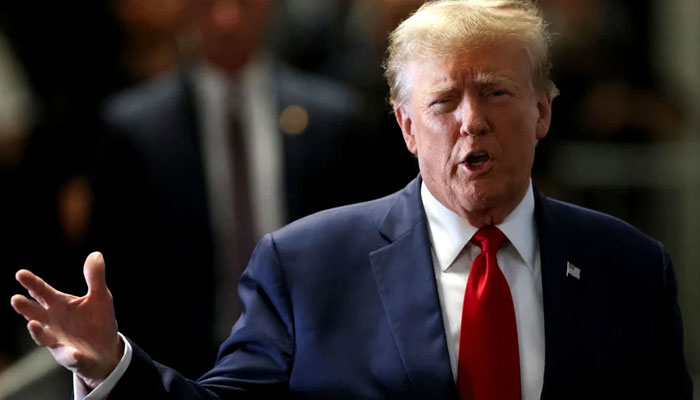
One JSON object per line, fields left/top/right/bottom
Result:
{"left": 395, "top": 39, "right": 552, "bottom": 227}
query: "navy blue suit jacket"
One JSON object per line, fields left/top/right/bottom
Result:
{"left": 110, "top": 176, "right": 692, "bottom": 399}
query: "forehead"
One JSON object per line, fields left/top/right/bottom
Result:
{"left": 407, "top": 40, "right": 534, "bottom": 92}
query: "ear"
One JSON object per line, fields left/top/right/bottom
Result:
{"left": 395, "top": 105, "right": 418, "bottom": 155}
{"left": 535, "top": 92, "right": 553, "bottom": 140}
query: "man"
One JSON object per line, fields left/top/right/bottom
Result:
{"left": 11, "top": 1, "right": 693, "bottom": 399}
{"left": 88, "top": 0, "right": 407, "bottom": 378}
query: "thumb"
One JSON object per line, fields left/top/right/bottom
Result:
{"left": 84, "top": 252, "right": 108, "bottom": 296}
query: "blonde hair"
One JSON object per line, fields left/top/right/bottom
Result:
{"left": 384, "top": 0, "right": 558, "bottom": 107}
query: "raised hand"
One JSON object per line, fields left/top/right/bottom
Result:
{"left": 10, "top": 252, "right": 123, "bottom": 390}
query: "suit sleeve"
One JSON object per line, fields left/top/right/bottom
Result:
{"left": 108, "top": 234, "right": 295, "bottom": 399}
{"left": 654, "top": 246, "right": 693, "bottom": 399}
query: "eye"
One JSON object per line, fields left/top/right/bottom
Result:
{"left": 430, "top": 96, "right": 459, "bottom": 108}
{"left": 429, "top": 98, "right": 458, "bottom": 113}
{"left": 484, "top": 87, "right": 513, "bottom": 98}
{"left": 431, "top": 98, "right": 451, "bottom": 105}
{"left": 480, "top": 87, "right": 515, "bottom": 102}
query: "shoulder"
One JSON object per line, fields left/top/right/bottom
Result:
{"left": 273, "top": 63, "right": 361, "bottom": 117}
{"left": 271, "top": 191, "right": 399, "bottom": 249}
{"left": 100, "top": 69, "right": 190, "bottom": 132}
{"left": 537, "top": 194, "right": 678, "bottom": 312}
{"left": 538, "top": 194, "right": 667, "bottom": 262}
{"left": 541, "top": 195, "right": 657, "bottom": 242}
{"left": 98, "top": 69, "right": 197, "bottom": 156}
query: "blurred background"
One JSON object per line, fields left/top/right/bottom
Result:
{"left": 0, "top": 0, "right": 698, "bottom": 398}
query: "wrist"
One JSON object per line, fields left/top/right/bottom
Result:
{"left": 81, "top": 336, "right": 125, "bottom": 390}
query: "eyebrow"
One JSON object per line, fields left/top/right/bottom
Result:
{"left": 473, "top": 71, "right": 518, "bottom": 88}
{"left": 427, "top": 83, "right": 460, "bottom": 97}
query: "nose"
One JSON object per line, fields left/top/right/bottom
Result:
{"left": 459, "top": 99, "right": 489, "bottom": 136}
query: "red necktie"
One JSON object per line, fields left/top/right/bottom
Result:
{"left": 457, "top": 226, "right": 521, "bottom": 400}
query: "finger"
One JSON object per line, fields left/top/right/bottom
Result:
{"left": 27, "top": 320, "right": 58, "bottom": 348}
{"left": 15, "top": 269, "right": 59, "bottom": 308}
{"left": 10, "top": 294, "right": 48, "bottom": 322}
{"left": 84, "top": 252, "right": 108, "bottom": 296}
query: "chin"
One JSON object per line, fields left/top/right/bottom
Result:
{"left": 460, "top": 181, "right": 511, "bottom": 213}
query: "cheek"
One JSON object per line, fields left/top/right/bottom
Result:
{"left": 428, "top": 124, "right": 461, "bottom": 166}
{"left": 497, "top": 115, "right": 539, "bottom": 169}
{"left": 509, "top": 132, "right": 538, "bottom": 173}
{"left": 415, "top": 120, "right": 460, "bottom": 175}
{"left": 415, "top": 116, "right": 446, "bottom": 152}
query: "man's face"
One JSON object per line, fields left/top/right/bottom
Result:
{"left": 395, "top": 40, "right": 552, "bottom": 226}
{"left": 194, "top": 0, "right": 272, "bottom": 72}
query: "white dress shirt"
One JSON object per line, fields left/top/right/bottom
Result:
{"left": 421, "top": 181, "right": 545, "bottom": 400}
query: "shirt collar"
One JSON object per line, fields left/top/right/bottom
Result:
{"left": 421, "top": 181, "right": 537, "bottom": 272}
{"left": 192, "top": 54, "right": 272, "bottom": 113}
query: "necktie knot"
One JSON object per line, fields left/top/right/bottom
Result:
{"left": 471, "top": 226, "right": 507, "bottom": 253}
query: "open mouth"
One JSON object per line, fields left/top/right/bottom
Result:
{"left": 464, "top": 151, "right": 492, "bottom": 171}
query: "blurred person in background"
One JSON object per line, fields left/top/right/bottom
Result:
{"left": 88, "top": 0, "right": 413, "bottom": 379}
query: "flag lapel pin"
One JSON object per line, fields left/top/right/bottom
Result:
{"left": 566, "top": 261, "right": 581, "bottom": 280}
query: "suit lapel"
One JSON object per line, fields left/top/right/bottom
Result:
{"left": 370, "top": 177, "right": 458, "bottom": 399}
{"left": 535, "top": 191, "right": 586, "bottom": 398}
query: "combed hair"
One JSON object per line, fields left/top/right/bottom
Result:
{"left": 384, "top": 0, "right": 558, "bottom": 107}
